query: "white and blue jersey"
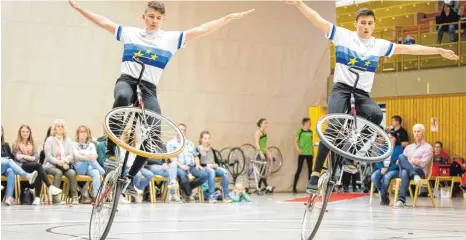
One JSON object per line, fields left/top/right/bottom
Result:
{"left": 114, "top": 26, "right": 185, "bottom": 86}
{"left": 327, "top": 24, "right": 395, "bottom": 93}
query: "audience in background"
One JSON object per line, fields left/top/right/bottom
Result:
{"left": 43, "top": 119, "right": 79, "bottom": 204}
{"left": 167, "top": 123, "right": 208, "bottom": 202}
{"left": 197, "top": 130, "right": 232, "bottom": 203}
{"left": 147, "top": 157, "right": 181, "bottom": 203}
{"left": 371, "top": 131, "right": 403, "bottom": 206}
{"left": 12, "top": 124, "right": 62, "bottom": 205}
{"left": 395, "top": 124, "right": 433, "bottom": 208}
{"left": 436, "top": 3, "right": 460, "bottom": 43}
{"left": 1, "top": 126, "right": 39, "bottom": 205}
{"left": 73, "top": 125, "right": 105, "bottom": 203}
{"left": 433, "top": 141, "right": 449, "bottom": 163}
{"left": 390, "top": 116, "right": 409, "bottom": 148}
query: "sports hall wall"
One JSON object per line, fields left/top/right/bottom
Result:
{"left": 1, "top": 1, "right": 336, "bottom": 191}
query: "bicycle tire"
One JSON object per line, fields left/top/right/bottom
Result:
{"left": 103, "top": 106, "right": 184, "bottom": 159}
{"left": 268, "top": 146, "right": 283, "bottom": 173}
{"left": 301, "top": 174, "right": 333, "bottom": 240}
{"left": 89, "top": 170, "right": 122, "bottom": 240}
{"left": 316, "top": 113, "right": 393, "bottom": 163}
{"left": 228, "top": 147, "right": 247, "bottom": 177}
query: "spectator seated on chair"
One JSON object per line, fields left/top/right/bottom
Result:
{"left": 436, "top": 3, "right": 460, "bottom": 43}
{"left": 197, "top": 130, "right": 232, "bottom": 203}
{"left": 433, "top": 141, "right": 449, "bottom": 163}
{"left": 394, "top": 124, "right": 433, "bottom": 208}
{"left": 43, "top": 119, "right": 79, "bottom": 204}
{"left": 12, "top": 124, "right": 62, "bottom": 205}
{"left": 167, "top": 123, "right": 208, "bottom": 202}
{"left": 341, "top": 159, "right": 360, "bottom": 193}
{"left": 72, "top": 125, "right": 105, "bottom": 203}
{"left": 1, "top": 126, "right": 39, "bottom": 205}
{"left": 118, "top": 147, "right": 153, "bottom": 203}
{"left": 371, "top": 131, "right": 403, "bottom": 206}
{"left": 146, "top": 158, "right": 181, "bottom": 203}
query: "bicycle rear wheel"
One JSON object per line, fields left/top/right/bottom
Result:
{"left": 301, "top": 172, "right": 333, "bottom": 240}
{"left": 103, "top": 106, "right": 184, "bottom": 159}
{"left": 89, "top": 169, "right": 122, "bottom": 240}
{"left": 267, "top": 146, "right": 283, "bottom": 173}
{"left": 316, "top": 113, "right": 393, "bottom": 163}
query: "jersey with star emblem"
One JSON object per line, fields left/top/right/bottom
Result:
{"left": 115, "top": 25, "right": 184, "bottom": 86}
{"left": 326, "top": 24, "right": 395, "bottom": 93}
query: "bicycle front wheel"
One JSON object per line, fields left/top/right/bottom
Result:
{"left": 268, "top": 146, "right": 283, "bottom": 173}
{"left": 316, "top": 113, "right": 393, "bottom": 163}
{"left": 89, "top": 169, "right": 122, "bottom": 240}
{"left": 103, "top": 106, "right": 184, "bottom": 159}
{"left": 301, "top": 172, "right": 333, "bottom": 240}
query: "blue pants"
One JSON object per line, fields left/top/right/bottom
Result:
{"left": 150, "top": 163, "right": 177, "bottom": 185}
{"left": 398, "top": 154, "right": 425, "bottom": 202}
{"left": 1, "top": 158, "right": 29, "bottom": 197}
{"left": 74, "top": 161, "right": 105, "bottom": 197}
{"left": 177, "top": 167, "right": 208, "bottom": 196}
{"left": 204, "top": 167, "right": 230, "bottom": 200}
{"left": 123, "top": 167, "right": 153, "bottom": 191}
{"left": 371, "top": 169, "right": 399, "bottom": 198}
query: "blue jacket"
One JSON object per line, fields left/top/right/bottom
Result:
{"left": 376, "top": 145, "right": 403, "bottom": 171}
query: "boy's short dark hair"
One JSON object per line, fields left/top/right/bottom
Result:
{"left": 302, "top": 118, "right": 310, "bottom": 125}
{"left": 356, "top": 8, "right": 376, "bottom": 22}
{"left": 434, "top": 141, "right": 443, "bottom": 148}
{"left": 392, "top": 115, "right": 402, "bottom": 124}
{"left": 146, "top": 1, "right": 165, "bottom": 14}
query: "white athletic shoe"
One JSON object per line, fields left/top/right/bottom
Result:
{"left": 48, "top": 185, "right": 62, "bottom": 196}
{"left": 27, "top": 171, "right": 38, "bottom": 184}
{"left": 119, "top": 195, "right": 131, "bottom": 204}
{"left": 413, "top": 175, "right": 422, "bottom": 186}
{"left": 32, "top": 197, "right": 41, "bottom": 205}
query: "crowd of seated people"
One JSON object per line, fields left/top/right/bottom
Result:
{"left": 1, "top": 120, "right": 247, "bottom": 206}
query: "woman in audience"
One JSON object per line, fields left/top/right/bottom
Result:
{"left": 73, "top": 125, "right": 105, "bottom": 203}
{"left": 43, "top": 119, "right": 79, "bottom": 204}
{"left": 254, "top": 118, "right": 274, "bottom": 193}
{"left": 371, "top": 131, "right": 403, "bottom": 206}
{"left": 1, "top": 126, "right": 39, "bottom": 205}
{"left": 197, "top": 130, "right": 232, "bottom": 203}
{"left": 12, "top": 124, "right": 62, "bottom": 205}
{"left": 437, "top": 3, "right": 460, "bottom": 43}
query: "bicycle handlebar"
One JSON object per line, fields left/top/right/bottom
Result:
{"left": 132, "top": 56, "right": 148, "bottom": 84}
{"left": 348, "top": 66, "right": 367, "bottom": 91}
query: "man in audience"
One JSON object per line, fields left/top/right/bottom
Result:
{"left": 166, "top": 123, "right": 208, "bottom": 202}
{"left": 394, "top": 124, "right": 433, "bottom": 208}
{"left": 390, "top": 115, "right": 409, "bottom": 148}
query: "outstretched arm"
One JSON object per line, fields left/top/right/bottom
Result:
{"left": 393, "top": 44, "right": 459, "bottom": 60}
{"left": 282, "top": 0, "right": 331, "bottom": 34}
{"left": 69, "top": 0, "right": 117, "bottom": 34}
{"left": 184, "top": 9, "right": 255, "bottom": 45}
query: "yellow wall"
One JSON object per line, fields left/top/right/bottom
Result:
{"left": 375, "top": 94, "right": 466, "bottom": 159}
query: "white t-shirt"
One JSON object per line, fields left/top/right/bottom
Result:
{"left": 115, "top": 26, "right": 185, "bottom": 86}
{"left": 327, "top": 24, "right": 396, "bottom": 93}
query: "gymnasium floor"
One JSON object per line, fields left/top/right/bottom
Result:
{"left": 1, "top": 194, "right": 465, "bottom": 240}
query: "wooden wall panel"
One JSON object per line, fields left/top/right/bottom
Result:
{"left": 375, "top": 94, "right": 466, "bottom": 159}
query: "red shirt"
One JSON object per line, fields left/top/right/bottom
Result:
{"left": 434, "top": 151, "right": 449, "bottom": 162}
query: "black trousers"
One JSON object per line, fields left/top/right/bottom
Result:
{"left": 21, "top": 162, "right": 51, "bottom": 197}
{"left": 293, "top": 155, "right": 313, "bottom": 190}
{"left": 313, "top": 83, "right": 383, "bottom": 174}
{"left": 107, "top": 74, "right": 161, "bottom": 178}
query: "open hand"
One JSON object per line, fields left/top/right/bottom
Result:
{"left": 69, "top": 0, "right": 79, "bottom": 9}
{"left": 439, "top": 49, "right": 459, "bottom": 60}
{"left": 228, "top": 9, "right": 255, "bottom": 20}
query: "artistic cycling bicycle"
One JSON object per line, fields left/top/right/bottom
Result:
{"left": 89, "top": 56, "right": 185, "bottom": 240}
{"left": 301, "top": 66, "right": 393, "bottom": 240}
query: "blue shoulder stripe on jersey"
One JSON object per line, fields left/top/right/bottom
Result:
{"left": 329, "top": 25, "right": 336, "bottom": 41}
{"left": 116, "top": 26, "right": 122, "bottom": 41}
{"left": 384, "top": 42, "right": 394, "bottom": 57}
{"left": 122, "top": 43, "right": 173, "bottom": 69}
{"left": 177, "top": 32, "right": 184, "bottom": 50}
{"left": 335, "top": 45, "right": 379, "bottom": 73}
